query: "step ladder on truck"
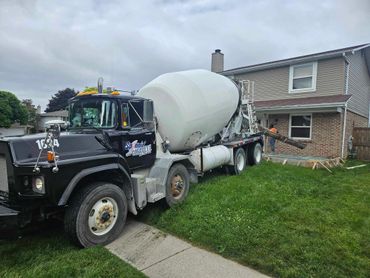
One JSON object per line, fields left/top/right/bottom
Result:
{"left": 241, "top": 80, "right": 306, "bottom": 149}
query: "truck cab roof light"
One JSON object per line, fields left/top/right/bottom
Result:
{"left": 76, "top": 90, "right": 98, "bottom": 96}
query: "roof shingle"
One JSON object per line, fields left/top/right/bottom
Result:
{"left": 223, "top": 43, "right": 370, "bottom": 75}
{"left": 255, "top": 94, "right": 352, "bottom": 109}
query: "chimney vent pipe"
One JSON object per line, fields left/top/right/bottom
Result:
{"left": 211, "top": 49, "right": 224, "bottom": 73}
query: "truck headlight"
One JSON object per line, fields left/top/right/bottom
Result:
{"left": 32, "top": 176, "right": 45, "bottom": 194}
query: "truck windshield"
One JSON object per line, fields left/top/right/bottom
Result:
{"left": 69, "top": 98, "right": 117, "bottom": 129}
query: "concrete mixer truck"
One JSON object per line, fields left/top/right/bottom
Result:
{"left": 0, "top": 69, "right": 264, "bottom": 247}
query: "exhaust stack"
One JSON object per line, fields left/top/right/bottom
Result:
{"left": 97, "top": 77, "right": 104, "bottom": 94}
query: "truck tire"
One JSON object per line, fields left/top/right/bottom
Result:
{"left": 64, "top": 182, "right": 127, "bottom": 247}
{"left": 247, "top": 143, "right": 263, "bottom": 166}
{"left": 229, "top": 147, "right": 247, "bottom": 175}
{"left": 165, "top": 163, "right": 190, "bottom": 207}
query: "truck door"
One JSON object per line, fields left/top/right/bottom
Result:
{"left": 120, "top": 101, "right": 156, "bottom": 169}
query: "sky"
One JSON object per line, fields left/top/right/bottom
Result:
{"left": 1, "top": 0, "right": 369, "bottom": 110}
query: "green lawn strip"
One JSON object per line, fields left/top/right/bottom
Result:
{"left": 140, "top": 162, "right": 370, "bottom": 278}
{"left": 0, "top": 231, "right": 146, "bottom": 278}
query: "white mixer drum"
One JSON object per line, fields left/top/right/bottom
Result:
{"left": 138, "top": 69, "right": 239, "bottom": 152}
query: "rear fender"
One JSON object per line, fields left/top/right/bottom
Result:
{"left": 147, "top": 155, "right": 196, "bottom": 194}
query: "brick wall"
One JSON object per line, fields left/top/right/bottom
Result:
{"left": 267, "top": 113, "right": 343, "bottom": 157}
{"left": 266, "top": 111, "right": 369, "bottom": 158}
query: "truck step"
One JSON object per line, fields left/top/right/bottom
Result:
{"left": 148, "top": 192, "right": 165, "bottom": 203}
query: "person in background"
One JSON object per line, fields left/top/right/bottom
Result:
{"left": 269, "top": 124, "right": 278, "bottom": 154}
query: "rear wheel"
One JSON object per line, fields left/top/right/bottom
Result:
{"left": 229, "top": 147, "right": 247, "bottom": 175}
{"left": 165, "top": 164, "right": 190, "bottom": 207}
{"left": 247, "top": 143, "right": 263, "bottom": 165}
{"left": 64, "top": 182, "right": 127, "bottom": 247}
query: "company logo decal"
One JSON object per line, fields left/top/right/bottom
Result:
{"left": 124, "top": 140, "right": 152, "bottom": 157}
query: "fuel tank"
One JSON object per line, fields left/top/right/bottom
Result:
{"left": 138, "top": 69, "right": 239, "bottom": 152}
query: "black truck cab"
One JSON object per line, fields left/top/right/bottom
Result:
{"left": 68, "top": 93, "right": 156, "bottom": 169}
{"left": 0, "top": 92, "right": 157, "bottom": 244}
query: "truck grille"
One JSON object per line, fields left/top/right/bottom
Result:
{"left": 0, "top": 155, "right": 8, "bottom": 193}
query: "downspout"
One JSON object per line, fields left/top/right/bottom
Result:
{"left": 263, "top": 113, "right": 268, "bottom": 153}
{"left": 341, "top": 102, "right": 348, "bottom": 158}
{"left": 341, "top": 53, "right": 350, "bottom": 158}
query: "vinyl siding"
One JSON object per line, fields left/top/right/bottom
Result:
{"left": 346, "top": 51, "right": 370, "bottom": 118}
{"left": 233, "top": 57, "right": 346, "bottom": 101}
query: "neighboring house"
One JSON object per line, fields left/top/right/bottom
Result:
{"left": 37, "top": 110, "right": 68, "bottom": 132}
{"left": 212, "top": 44, "right": 370, "bottom": 158}
{"left": 0, "top": 123, "right": 33, "bottom": 137}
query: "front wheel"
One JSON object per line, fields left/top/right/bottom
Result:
{"left": 165, "top": 163, "right": 190, "bottom": 207}
{"left": 64, "top": 182, "right": 127, "bottom": 247}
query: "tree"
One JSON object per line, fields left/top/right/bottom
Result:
{"left": 22, "top": 99, "right": 37, "bottom": 131}
{"left": 0, "top": 91, "right": 28, "bottom": 128}
{"left": 45, "top": 88, "right": 77, "bottom": 112}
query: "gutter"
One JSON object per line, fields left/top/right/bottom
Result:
{"left": 351, "top": 43, "right": 370, "bottom": 53}
{"left": 256, "top": 102, "right": 347, "bottom": 112}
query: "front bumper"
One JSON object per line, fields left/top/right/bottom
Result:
{"left": 0, "top": 204, "right": 19, "bottom": 238}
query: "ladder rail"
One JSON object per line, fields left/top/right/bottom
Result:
{"left": 240, "top": 80, "right": 258, "bottom": 134}
{"left": 238, "top": 79, "right": 307, "bottom": 150}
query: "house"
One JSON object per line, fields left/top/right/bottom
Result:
{"left": 36, "top": 110, "right": 68, "bottom": 132}
{"left": 211, "top": 44, "right": 370, "bottom": 158}
{"left": 0, "top": 123, "right": 33, "bottom": 137}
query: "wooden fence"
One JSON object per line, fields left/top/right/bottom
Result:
{"left": 353, "top": 127, "right": 370, "bottom": 161}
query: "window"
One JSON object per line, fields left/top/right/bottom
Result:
{"left": 122, "top": 103, "right": 130, "bottom": 128}
{"left": 121, "top": 101, "right": 144, "bottom": 128}
{"left": 69, "top": 98, "right": 117, "bottom": 128}
{"left": 129, "top": 101, "right": 144, "bottom": 128}
{"left": 289, "top": 114, "right": 312, "bottom": 139}
{"left": 289, "top": 62, "right": 317, "bottom": 93}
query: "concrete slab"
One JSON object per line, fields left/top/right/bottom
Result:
{"left": 106, "top": 220, "right": 191, "bottom": 270}
{"left": 142, "top": 245, "right": 269, "bottom": 278}
{"left": 107, "top": 220, "right": 270, "bottom": 278}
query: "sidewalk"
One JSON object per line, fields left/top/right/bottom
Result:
{"left": 106, "top": 220, "right": 270, "bottom": 278}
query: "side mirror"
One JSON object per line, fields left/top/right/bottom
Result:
{"left": 46, "top": 124, "right": 61, "bottom": 139}
{"left": 45, "top": 120, "right": 66, "bottom": 138}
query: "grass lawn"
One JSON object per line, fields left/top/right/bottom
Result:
{"left": 139, "top": 161, "right": 370, "bottom": 278}
{"left": 0, "top": 224, "right": 146, "bottom": 278}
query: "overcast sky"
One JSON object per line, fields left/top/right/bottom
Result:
{"left": 1, "top": 0, "right": 369, "bottom": 110}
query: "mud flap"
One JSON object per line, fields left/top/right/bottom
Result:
{"left": 0, "top": 205, "right": 19, "bottom": 239}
